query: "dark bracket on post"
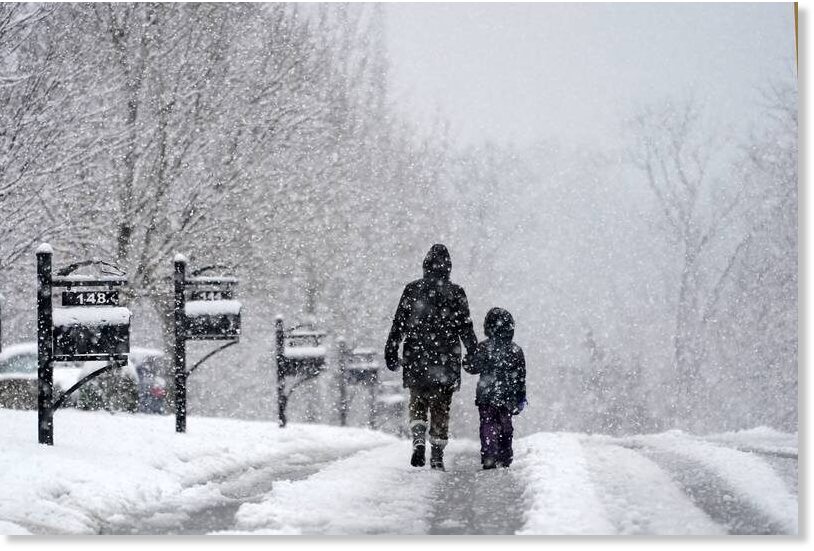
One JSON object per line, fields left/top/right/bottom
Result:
{"left": 336, "top": 344, "right": 380, "bottom": 428}
{"left": 36, "top": 244, "right": 131, "bottom": 445}
{"left": 275, "top": 316, "right": 327, "bottom": 428}
{"left": 174, "top": 255, "right": 241, "bottom": 434}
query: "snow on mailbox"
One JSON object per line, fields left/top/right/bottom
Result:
{"left": 52, "top": 306, "right": 130, "bottom": 359}
{"left": 184, "top": 298, "right": 242, "bottom": 340}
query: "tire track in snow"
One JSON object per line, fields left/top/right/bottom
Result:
{"left": 705, "top": 444, "right": 798, "bottom": 496}
{"left": 622, "top": 433, "right": 797, "bottom": 535}
{"left": 635, "top": 447, "right": 790, "bottom": 535}
{"left": 428, "top": 440, "right": 525, "bottom": 535}
{"left": 580, "top": 440, "right": 726, "bottom": 535}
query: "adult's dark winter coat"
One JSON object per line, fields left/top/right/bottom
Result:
{"left": 385, "top": 244, "right": 478, "bottom": 391}
{"left": 465, "top": 307, "right": 527, "bottom": 410}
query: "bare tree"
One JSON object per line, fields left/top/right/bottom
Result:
{"left": 628, "top": 100, "right": 752, "bottom": 427}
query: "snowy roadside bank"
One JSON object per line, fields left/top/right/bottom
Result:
{"left": 0, "top": 409, "right": 395, "bottom": 535}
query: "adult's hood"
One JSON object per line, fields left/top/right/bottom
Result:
{"left": 422, "top": 244, "right": 452, "bottom": 280}
{"left": 484, "top": 307, "right": 514, "bottom": 342}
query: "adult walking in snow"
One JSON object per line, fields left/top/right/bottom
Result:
{"left": 385, "top": 244, "right": 478, "bottom": 470}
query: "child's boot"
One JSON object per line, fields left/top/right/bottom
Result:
{"left": 430, "top": 444, "right": 445, "bottom": 471}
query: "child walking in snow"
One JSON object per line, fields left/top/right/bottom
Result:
{"left": 464, "top": 307, "right": 527, "bottom": 469}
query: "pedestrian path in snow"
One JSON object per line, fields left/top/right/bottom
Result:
{"left": 428, "top": 439, "right": 525, "bottom": 535}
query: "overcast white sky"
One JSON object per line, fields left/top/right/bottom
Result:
{"left": 384, "top": 2, "right": 796, "bottom": 148}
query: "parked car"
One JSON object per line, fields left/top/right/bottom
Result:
{"left": 0, "top": 342, "right": 168, "bottom": 413}
{"left": 0, "top": 342, "right": 82, "bottom": 409}
{"left": 131, "top": 348, "right": 168, "bottom": 414}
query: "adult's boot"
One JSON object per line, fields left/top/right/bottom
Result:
{"left": 410, "top": 421, "right": 427, "bottom": 467}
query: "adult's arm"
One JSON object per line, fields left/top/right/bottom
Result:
{"left": 463, "top": 343, "right": 485, "bottom": 374}
{"left": 455, "top": 287, "right": 478, "bottom": 356}
{"left": 385, "top": 286, "right": 411, "bottom": 371}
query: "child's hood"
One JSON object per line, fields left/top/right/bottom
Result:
{"left": 484, "top": 307, "right": 514, "bottom": 342}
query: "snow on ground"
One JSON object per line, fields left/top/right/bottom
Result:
{"left": 0, "top": 407, "right": 798, "bottom": 536}
{"left": 629, "top": 430, "right": 798, "bottom": 535}
{"left": 0, "top": 409, "right": 394, "bottom": 534}
{"left": 512, "top": 433, "right": 615, "bottom": 535}
{"left": 228, "top": 440, "right": 440, "bottom": 535}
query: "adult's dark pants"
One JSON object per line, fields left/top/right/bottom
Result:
{"left": 408, "top": 386, "right": 454, "bottom": 449}
{"left": 479, "top": 404, "right": 514, "bottom": 466}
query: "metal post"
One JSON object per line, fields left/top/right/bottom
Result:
{"left": 337, "top": 338, "right": 348, "bottom": 426}
{"left": 368, "top": 373, "right": 378, "bottom": 429}
{"left": 174, "top": 256, "right": 187, "bottom": 433}
{"left": 36, "top": 245, "right": 54, "bottom": 445}
{"left": 0, "top": 294, "right": 4, "bottom": 353}
{"left": 275, "top": 316, "right": 286, "bottom": 427}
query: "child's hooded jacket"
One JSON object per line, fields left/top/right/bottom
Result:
{"left": 465, "top": 307, "right": 526, "bottom": 409}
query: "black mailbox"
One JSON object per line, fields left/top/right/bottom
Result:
{"left": 184, "top": 299, "right": 241, "bottom": 340}
{"left": 52, "top": 307, "right": 130, "bottom": 360}
{"left": 345, "top": 347, "right": 380, "bottom": 385}
{"left": 281, "top": 330, "right": 326, "bottom": 377}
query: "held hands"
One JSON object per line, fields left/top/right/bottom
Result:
{"left": 511, "top": 398, "right": 528, "bottom": 416}
{"left": 462, "top": 353, "right": 477, "bottom": 373}
{"left": 386, "top": 357, "right": 401, "bottom": 372}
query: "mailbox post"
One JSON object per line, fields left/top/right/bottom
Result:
{"left": 173, "top": 255, "right": 241, "bottom": 433}
{"left": 337, "top": 338, "right": 348, "bottom": 426}
{"left": 0, "top": 293, "right": 4, "bottom": 353}
{"left": 275, "top": 316, "right": 327, "bottom": 427}
{"left": 36, "top": 244, "right": 131, "bottom": 445}
{"left": 174, "top": 257, "right": 187, "bottom": 433}
{"left": 37, "top": 245, "right": 54, "bottom": 445}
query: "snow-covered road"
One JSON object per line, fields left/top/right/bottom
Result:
{"left": 0, "top": 410, "right": 797, "bottom": 536}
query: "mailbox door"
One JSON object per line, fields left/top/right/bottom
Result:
{"left": 53, "top": 324, "right": 130, "bottom": 358}
{"left": 186, "top": 313, "right": 241, "bottom": 340}
{"left": 283, "top": 357, "right": 325, "bottom": 377}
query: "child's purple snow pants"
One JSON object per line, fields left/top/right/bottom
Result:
{"left": 478, "top": 404, "right": 514, "bottom": 466}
